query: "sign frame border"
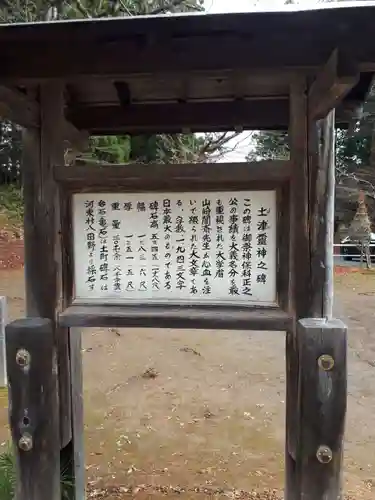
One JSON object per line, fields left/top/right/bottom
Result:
{"left": 55, "top": 161, "right": 291, "bottom": 330}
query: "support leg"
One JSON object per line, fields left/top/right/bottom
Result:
{"left": 285, "top": 327, "right": 300, "bottom": 500}
{"left": 6, "top": 318, "right": 60, "bottom": 500}
{"left": 296, "top": 318, "right": 347, "bottom": 500}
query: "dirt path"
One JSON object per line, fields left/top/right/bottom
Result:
{"left": 0, "top": 268, "right": 374, "bottom": 499}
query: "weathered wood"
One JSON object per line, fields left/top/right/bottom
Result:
{"left": 22, "top": 83, "right": 72, "bottom": 448}
{"left": 0, "top": 84, "right": 88, "bottom": 150}
{"left": 54, "top": 160, "right": 291, "bottom": 189}
{"left": 309, "top": 111, "right": 336, "bottom": 318}
{"left": 69, "top": 328, "right": 85, "bottom": 500}
{"left": 296, "top": 318, "right": 347, "bottom": 500}
{"left": 40, "top": 82, "right": 72, "bottom": 448}
{"left": 67, "top": 100, "right": 290, "bottom": 134}
{"left": 0, "top": 5, "right": 374, "bottom": 79}
{"left": 277, "top": 184, "right": 291, "bottom": 312}
{"left": 0, "top": 296, "right": 7, "bottom": 386}
{"left": 59, "top": 305, "right": 292, "bottom": 331}
{"left": 309, "top": 49, "right": 359, "bottom": 121}
{"left": 0, "top": 85, "right": 39, "bottom": 127}
{"left": 289, "top": 79, "right": 311, "bottom": 319}
{"left": 60, "top": 189, "right": 75, "bottom": 310}
{"left": 285, "top": 79, "right": 310, "bottom": 500}
{"left": 66, "top": 99, "right": 358, "bottom": 136}
{"left": 6, "top": 318, "right": 60, "bottom": 500}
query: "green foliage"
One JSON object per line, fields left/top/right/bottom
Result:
{"left": 0, "top": 446, "right": 15, "bottom": 500}
{"left": 0, "top": 122, "right": 22, "bottom": 185}
{"left": 335, "top": 128, "right": 371, "bottom": 171}
{"left": 88, "top": 136, "right": 132, "bottom": 164}
{"left": 248, "top": 126, "right": 372, "bottom": 175}
{"left": 247, "top": 131, "right": 289, "bottom": 161}
{"left": 0, "top": 184, "right": 23, "bottom": 221}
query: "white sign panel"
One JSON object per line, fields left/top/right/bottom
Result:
{"left": 72, "top": 191, "right": 277, "bottom": 305}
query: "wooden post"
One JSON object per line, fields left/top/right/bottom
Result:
{"left": 68, "top": 328, "right": 85, "bottom": 500}
{"left": 296, "top": 318, "right": 347, "bottom": 500}
{"left": 22, "top": 83, "right": 72, "bottom": 447}
{"left": 309, "top": 111, "right": 336, "bottom": 319}
{"left": 0, "top": 296, "right": 7, "bottom": 386}
{"left": 285, "top": 78, "right": 310, "bottom": 500}
{"left": 6, "top": 318, "right": 60, "bottom": 500}
{"left": 22, "top": 83, "right": 85, "bottom": 498}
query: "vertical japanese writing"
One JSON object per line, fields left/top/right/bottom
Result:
{"left": 85, "top": 200, "right": 97, "bottom": 291}
{"left": 137, "top": 232, "right": 147, "bottom": 292}
{"left": 188, "top": 199, "right": 199, "bottom": 295}
{"left": 241, "top": 198, "right": 252, "bottom": 296}
{"left": 124, "top": 227, "right": 135, "bottom": 293}
{"left": 75, "top": 191, "right": 276, "bottom": 304}
{"left": 149, "top": 200, "right": 160, "bottom": 292}
{"left": 111, "top": 201, "right": 122, "bottom": 292}
{"left": 256, "top": 206, "right": 271, "bottom": 285}
{"left": 201, "top": 198, "right": 212, "bottom": 295}
{"left": 163, "top": 199, "right": 172, "bottom": 291}
{"left": 215, "top": 199, "right": 225, "bottom": 279}
{"left": 175, "top": 199, "right": 186, "bottom": 290}
{"left": 228, "top": 197, "right": 239, "bottom": 295}
{"left": 98, "top": 200, "right": 109, "bottom": 292}
{"left": 136, "top": 201, "right": 148, "bottom": 292}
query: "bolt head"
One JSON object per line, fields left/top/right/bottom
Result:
{"left": 316, "top": 445, "right": 333, "bottom": 464}
{"left": 18, "top": 433, "right": 33, "bottom": 452}
{"left": 318, "top": 354, "right": 335, "bottom": 371}
{"left": 16, "top": 349, "right": 31, "bottom": 368}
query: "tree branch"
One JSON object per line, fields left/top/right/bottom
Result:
{"left": 337, "top": 164, "right": 375, "bottom": 200}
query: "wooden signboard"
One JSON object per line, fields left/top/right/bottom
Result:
{"left": 72, "top": 190, "right": 277, "bottom": 306}
{"left": 56, "top": 162, "right": 291, "bottom": 330}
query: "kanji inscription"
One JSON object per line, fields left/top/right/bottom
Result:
{"left": 73, "top": 191, "right": 277, "bottom": 305}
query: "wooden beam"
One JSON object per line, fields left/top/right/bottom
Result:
{"left": 67, "top": 99, "right": 359, "bottom": 135}
{"left": 0, "top": 5, "right": 374, "bottom": 80}
{"left": 309, "top": 49, "right": 359, "bottom": 121}
{"left": 0, "top": 85, "right": 38, "bottom": 127}
{"left": 0, "top": 85, "right": 88, "bottom": 151}
{"left": 67, "top": 100, "right": 290, "bottom": 134}
{"left": 0, "top": 37, "right": 323, "bottom": 80}
{"left": 63, "top": 121, "right": 89, "bottom": 153}
{"left": 59, "top": 305, "right": 292, "bottom": 331}
{"left": 54, "top": 160, "right": 291, "bottom": 189}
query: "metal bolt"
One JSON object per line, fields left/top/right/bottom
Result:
{"left": 318, "top": 354, "right": 335, "bottom": 371}
{"left": 316, "top": 445, "right": 333, "bottom": 464}
{"left": 16, "top": 349, "right": 31, "bottom": 368}
{"left": 18, "top": 433, "right": 33, "bottom": 452}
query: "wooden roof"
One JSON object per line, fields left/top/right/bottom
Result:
{"left": 1, "top": 2, "right": 375, "bottom": 134}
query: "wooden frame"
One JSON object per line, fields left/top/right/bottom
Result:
{"left": 1, "top": 6, "right": 365, "bottom": 498}
{"left": 55, "top": 161, "right": 292, "bottom": 331}
{"left": 308, "top": 49, "right": 359, "bottom": 121}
